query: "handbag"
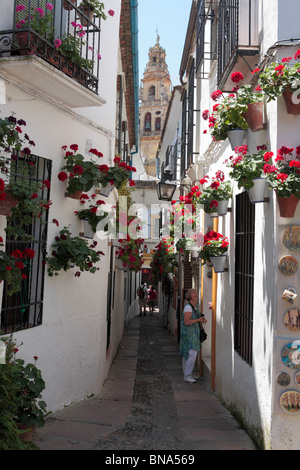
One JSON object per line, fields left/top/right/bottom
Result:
{"left": 200, "top": 327, "right": 207, "bottom": 343}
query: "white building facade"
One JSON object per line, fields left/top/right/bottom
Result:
{"left": 157, "top": 0, "right": 300, "bottom": 450}
{"left": 0, "top": 0, "right": 140, "bottom": 414}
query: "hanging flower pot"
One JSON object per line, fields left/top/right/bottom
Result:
{"left": 79, "top": 5, "right": 94, "bottom": 26}
{"left": 227, "top": 129, "right": 245, "bottom": 151}
{"left": 276, "top": 193, "right": 300, "bottom": 218}
{"left": 190, "top": 246, "right": 199, "bottom": 258}
{"left": 247, "top": 177, "right": 266, "bottom": 203}
{"left": 82, "top": 218, "right": 95, "bottom": 239}
{"left": 282, "top": 88, "right": 300, "bottom": 115}
{"left": 216, "top": 200, "right": 229, "bottom": 216}
{"left": 66, "top": 190, "right": 83, "bottom": 200}
{"left": 0, "top": 194, "right": 18, "bottom": 217}
{"left": 210, "top": 254, "right": 227, "bottom": 273}
{"left": 244, "top": 102, "right": 265, "bottom": 132}
{"left": 17, "top": 423, "right": 34, "bottom": 442}
{"left": 99, "top": 183, "right": 115, "bottom": 197}
{"left": 63, "top": 0, "right": 76, "bottom": 10}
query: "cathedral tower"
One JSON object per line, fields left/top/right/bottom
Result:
{"left": 140, "top": 35, "right": 172, "bottom": 177}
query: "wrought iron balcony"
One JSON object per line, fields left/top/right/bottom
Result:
{"left": 0, "top": 0, "right": 102, "bottom": 94}
{"left": 217, "top": 0, "right": 259, "bottom": 90}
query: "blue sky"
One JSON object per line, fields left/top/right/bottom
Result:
{"left": 138, "top": 0, "right": 193, "bottom": 86}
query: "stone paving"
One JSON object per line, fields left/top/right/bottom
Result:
{"left": 33, "top": 312, "right": 257, "bottom": 451}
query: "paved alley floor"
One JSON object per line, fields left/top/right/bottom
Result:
{"left": 32, "top": 312, "right": 257, "bottom": 451}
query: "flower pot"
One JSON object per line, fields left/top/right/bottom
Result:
{"left": 210, "top": 254, "right": 227, "bottom": 273}
{"left": 247, "top": 177, "right": 266, "bottom": 203}
{"left": 276, "top": 193, "right": 300, "bottom": 218}
{"left": 99, "top": 183, "right": 114, "bottom": 197}
{"left": 227, "top": 129, "right": 245, "bottom": 151}
{"left": 63, "top": 0, "right": 76, "bottom": 10}
{"left": 216, "top": 200, "right": 229, "bottom": 216}
{"left": 82, "top": 218, "right": 95, "bottom": 239}
{"left": 282, "top": 88, "right": 300, "bottom": 115}
{"left": 244, "top": 102, "right": 265, "bottom": 132}
{"left": 190, "top": 246, "right": 199, "bottom": 258}
{"left": 66, "top": 190, "right": 83, "bottom": 200}
{"left": 17, "top": 423, "right": 34, "bottom": 442}
{"left": 79, "top": 5, "right": 94, "bottom": 26}
{"left": 0, "top": 194, "right": 18, "bottom": 217}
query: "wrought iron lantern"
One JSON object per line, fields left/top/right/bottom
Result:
{"left": 156, "top": 170, "right": 177, "bottom": 201}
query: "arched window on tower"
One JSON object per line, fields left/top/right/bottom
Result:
{"left": 155, "top": 117, "right": 161, "bottom": 131}
{"left": 148, "top": 86, "right": 155, "bottom": 100}
{"left": 144, "top": 113, "right": 151, "bottom": 131}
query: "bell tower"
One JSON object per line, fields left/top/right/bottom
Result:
{"left": 140, "top": 34, "right": 172, "bottom": 177}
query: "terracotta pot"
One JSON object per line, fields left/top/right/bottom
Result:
{"left": 63, "top": 0, "right": 76, "bottom": 10}
{"left": 66, "top": 190, "right": 83, "bottom": 200}
{"left": 276, "top": 193, "right": 300, "bottom": 218}
{"left": 17, "top": 424, "right": 34, "bottom": 442}
{"left": 79, "top": 6, "right": 94, "bottom": 26}
{"left": 244, "top": 102, "right": 265, "bottom": 132}
{"left": 0, "top": 194, "right": 18, "bottom": 217}
{"left": 282, "top": 88, "right": 300, "bottom": 115}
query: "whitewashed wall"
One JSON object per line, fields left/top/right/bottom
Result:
{"left": 0, "top": 0, "right": 131, "bottom": 413}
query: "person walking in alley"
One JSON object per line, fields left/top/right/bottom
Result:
{"left": 137, "top": 283, "right": 148, "bottom": 316}
{"left": 179, "top": 288, "right": 207, "bottom": 383}
{"left": 148, "top": 285, "right": 157, "bottom": 315}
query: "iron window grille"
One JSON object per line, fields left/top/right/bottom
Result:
{"left": 0, "top": 0, "right": 101, "bottom": 94}
{"left": 1, "top": 153, "right": 52, "bottom": 334}
{"left": 234, "top": 191, "right": 255, "bottom": 366}
{"left": 186, "top": 60, "right": 195, "bottom": 170}
{"left": 180, "top": 90, "right": 187, "bottom": 179}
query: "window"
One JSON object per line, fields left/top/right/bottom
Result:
{"left": 148, "top": 86, "right": 155, "bottom": 100}
{"left": 1, "top": 153, "right": 52, "bottom": 334}
{"left": 155, "top": 117, "right": 161, "bottom": 130}
{"left": 144, "top": 112, "right": 151, "bottom": 131}
{"left": 234, "top": 191, "right": 255, "bottom": 366}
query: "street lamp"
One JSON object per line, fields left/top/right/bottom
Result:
{"left": 156, "top": 170, "right": 177, "bottom": 201}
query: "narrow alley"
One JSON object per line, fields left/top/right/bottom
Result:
{"left": 32, "top": 312, "right": 257, "bottom": 452}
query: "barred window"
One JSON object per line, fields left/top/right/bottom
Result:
{"left": 0, "top": 153, "right": 51, "bottom": 334}
{"left": 234, "top": 191, "right": 255, "bottom": 366}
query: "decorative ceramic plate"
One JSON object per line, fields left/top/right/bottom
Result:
{"left": 280, "top": 390, "right": 300, "bottom": 414}
{"left": 295, "top": 371, "right": 300, "bottom": 387}
{"left": 281, "top": 341, "right": 300, "bottom": 369}
{"left": 277, "top": 372, "right": 291, "bottom": 386}
{"left": 278, "top": 256, "right": 298, "bottom": 275}
{"left": 283, "top": 308, "right": 300, "bottom": 332}
{"left": 282, "top": 226, "right": 300, "bottom": 252}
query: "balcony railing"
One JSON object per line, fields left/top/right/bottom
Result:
{"left": 217, "top": 0, "right": 259, "bottom": 89}
{"left": 0, "top": 0, "right": 102, "bottom": 94}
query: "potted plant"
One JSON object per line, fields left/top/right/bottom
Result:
{"left": 58, "top": 145, "right": 104, "bottom": 198}
{"left": 75, "top": 193, "right": 108, "bottom": 237}
{"left": 0, "top": 335, "right": 46, "bottom": 448}
{"left": 226, "top": 144, "right": 273, "bottom": 203}
{"left": 257, "top": 50, "right": 300, "bottom": 114}
{"left": 98, "top": 155, "right": 136, "bottom": 196}
{"left": 79, "top": 0, "right": 107, "bottom": 22}
{"left": 1, "top": 335, "right": 47, "bottom": 440}
{"left": 115, "top": 236, "right": 144, "bottom": 272}
{"left": 46, "top": 226, "right": 104, "bottom": 276}
{"left": 15, "top": 3, "right": 55, "bottom": 44}
{"left": 264, "top": 145, "right": 300, "bottom": 217}
{"left": 0, "top": 241, "right": 36, "bottom": 296}
{"left": 4, "top": 168, "right": 51, "bottom": 241}
{"left": 205, "top": 78, "right": 263, "bottom": 147}
{"left": 199, "top": 230, "right": 229, "bottom": 273}
{"left": 54, "top": 28, "right": 96, "bottom": 72}
{"left": 199, "top": 173, "right": 232, "bottom": 216}
{"left": 150, "top": 237, "right": 177, "bottom": 283}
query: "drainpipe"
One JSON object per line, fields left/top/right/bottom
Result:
{"left": 211, "top": 217, "right": 218, "bottom": 391}
{"left": 130, "top": 0, "right": 139, "bottom": 155}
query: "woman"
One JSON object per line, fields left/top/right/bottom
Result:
{"left": 148, "top": 285, "right": 157, "bottom": 315}
{"left": 179, "top": 288, "right": 207, "bottom": 383}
